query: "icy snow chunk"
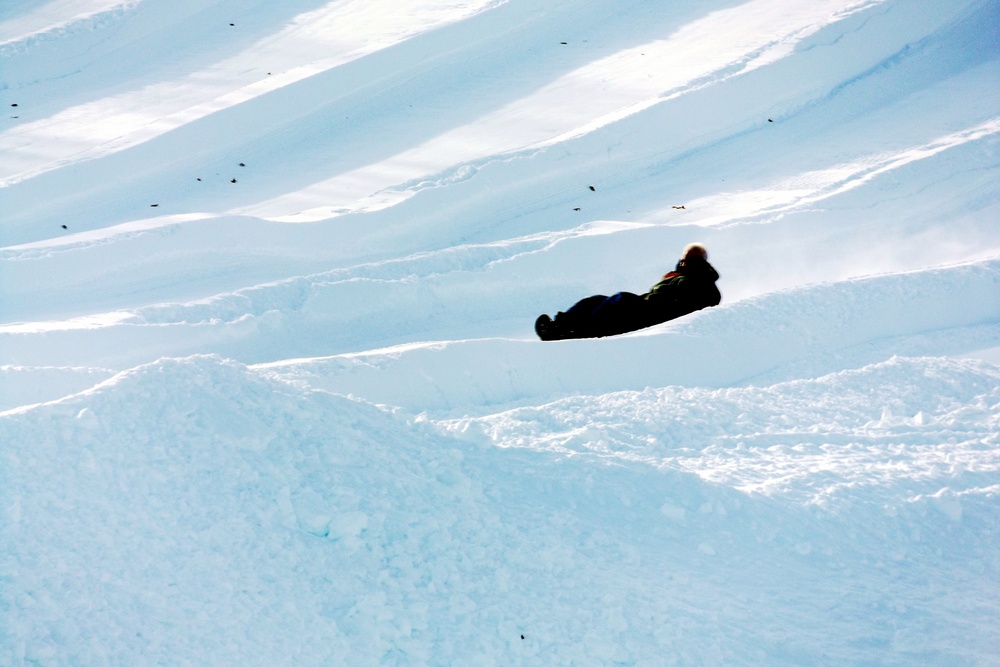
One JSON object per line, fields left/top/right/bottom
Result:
{"left": 659, "top": 502, "right": 687, "bottom": 523}
{"left": 74, "top": 407, "right": 100, "bottom": 430}
{"left": 930, "top": 489, "right": 963, "bottom": 522}
{"left": 291, "top": 489, "right": 333, "bottom": 537}
{"left": 329, "top": 511, "right": 369, "bottom": 544}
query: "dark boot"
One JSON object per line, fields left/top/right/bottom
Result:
{"left": 535, "top": 314, "right": 560, "bottom": 341}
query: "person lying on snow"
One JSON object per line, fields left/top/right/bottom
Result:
{"left": 534, "top": 243, "right": 721, "bottom": 341}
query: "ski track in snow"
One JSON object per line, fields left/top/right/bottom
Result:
{"left": 2, "top": 0, "right": 1000, "bottom": 664}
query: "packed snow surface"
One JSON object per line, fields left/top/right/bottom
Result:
{"left": 2, "top": 0, "right": 999, "bottom": 664}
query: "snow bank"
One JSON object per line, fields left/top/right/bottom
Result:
{"left": 2, "top": 354, "right": 996, "bottom": 664}
{"left": 437, "top": 355, "right": 1000, "bottom": 503}
{"left": 259, "top": 259, "right": 1000, "bottom": 414}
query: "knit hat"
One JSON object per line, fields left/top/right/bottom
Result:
{"left": 682, "top": 243, "right": 708, "bottom": 261}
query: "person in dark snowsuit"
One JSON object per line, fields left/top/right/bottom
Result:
{"left": 534, "top": 243, "right": 721, "bottom": 340}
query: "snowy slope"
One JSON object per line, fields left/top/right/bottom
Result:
{"left": 2, "top": 354, "right": 997, "bottom": 664}
{"left": 2, "top": 0, "right": 999, "bottom": 664}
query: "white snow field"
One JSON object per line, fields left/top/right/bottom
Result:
{"left": 2, "top": 0, "right": 999, "bottom": 663}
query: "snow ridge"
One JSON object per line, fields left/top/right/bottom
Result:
{"left": 3, "top": 354, "right": 997, "bottom": 664}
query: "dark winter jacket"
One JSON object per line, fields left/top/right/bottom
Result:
{"left": 546, "top": 256, "right": 721, "bottom": 340}
{"left": 641, "top": 256, "right": 721, "bottom": 326}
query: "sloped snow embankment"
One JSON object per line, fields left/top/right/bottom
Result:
{"left": 258, "top": 258, "right": 1000, "bottom": 414}
{"left": 2, "top": 353, "right": 997, "bottom": 665}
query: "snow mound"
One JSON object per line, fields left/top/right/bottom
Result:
{"left": 2, "top": 354, "right": 997, "bottom": 664}
{"left": 436, "top": 355, "right": 1000, "bottom": 504}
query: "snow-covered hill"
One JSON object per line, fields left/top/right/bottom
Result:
{"left": 2, "top": 0, "right": 998, "bottom": 664}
